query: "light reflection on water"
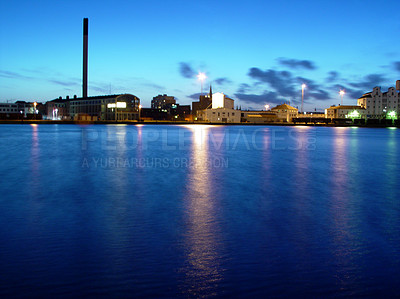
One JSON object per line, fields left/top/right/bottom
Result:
{"left": 180, "top": 125, "right": 223, "bottom": 297}
{"left": 0, "top": 125, "right": 399, "bottom": 297}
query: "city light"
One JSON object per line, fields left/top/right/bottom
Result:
{"left": 265, "top": 104, "right": 270, "bottom": 111}
{"left": 387, "top": 111, "right": 397, "bottom": 119}
{"left": 301, "top": 84, "right": 306, "bottom": 113}
{"left": 339, "top": 90, "right": 345, "bottom": 105}
{"left": 107, "top": 102, "right": 127, "bottom": 109}
{"left": 346, "top": 110, "right": 360, "bottom": 119}
{"left": 197, "top": 72, "right": 207, "bottom": 95}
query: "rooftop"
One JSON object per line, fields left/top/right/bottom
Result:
{"left": 271, "top": 103, "right": 298, "bottom": 111}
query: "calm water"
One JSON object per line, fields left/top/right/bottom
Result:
{"left": 0, "top": 124, "right": 399, "bottom": 298}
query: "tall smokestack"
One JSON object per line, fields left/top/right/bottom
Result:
{"left": 83, "top": 18, "right": 88, "bottom": 98}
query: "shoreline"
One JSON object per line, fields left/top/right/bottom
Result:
{"left": 0, "top": 119, "right": 398, "bottom": 128}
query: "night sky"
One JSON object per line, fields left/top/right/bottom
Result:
{"left": 1, "top": 0, "right": 400, "bottom": 110}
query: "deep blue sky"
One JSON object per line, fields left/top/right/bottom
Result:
{"left": 1, "top": 0, "right": 400, "bottom": 110}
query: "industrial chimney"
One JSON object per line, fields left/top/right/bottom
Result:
{"left": 396, "top": 80, "right": 400, "bottom": 91}
{"left": 83, "top": 18, "right": 88, "bottom": 98}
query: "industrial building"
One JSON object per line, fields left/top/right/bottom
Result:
{"left": 47, "top": 94, "right": 140, "bottom": 121}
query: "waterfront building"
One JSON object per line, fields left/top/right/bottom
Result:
{"left": 357, "top": 82, "right": 399, "bottom": 119}
{"left": 325, "top": 105, "right": 366, "bottom": 120}
{"left": 151, "top": 94, "right": 176, "bottom": 110}
{"left": 199, "top": 107, "right": 241, "bottom": 123}
{"left": 170, "top": 104, "right": 191, "bottom": 121}
{"left": 192, "top": 86, "right": 212, "bottom": 117}
{"left": 0, "top": 103, "right": 19, "bottom": 119}
{"left": 241, "top": 111, "right": 278, "bottom": 123}
{"left": 47, "top": 94, "right": 140, "bottom": 121}
{"left": 0, "top": 102, "right": 44, "bottom": 119}
{"left": 196, "top": 91, "right": 239, "bottom": 123}
{"left": 270, "top": 104, "right": 298, "bottom": 122}
{"left": 211, "top": 92, "right": 234, "bottom": 109}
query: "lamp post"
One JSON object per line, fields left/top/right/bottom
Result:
{"left": 265, "top": 104, "right": 270, "bottom": 111}
{"left": 197, "top": 72, "right": 206, "bottom": 96}
{"left": 339, "top": 90, "right": 345, "bottom": 106}
{"left": 33, "top": 102, "right": 37, "bottom": 119}
{"left": 301, "top": 84, "right": 306, "bottom": 113}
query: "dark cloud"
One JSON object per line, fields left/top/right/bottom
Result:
{"left": 0, "top": 70, "right": 33, "bottom": 80}
{"left": 348, "top": 74, "right": 386, "bottom": 90}
{"left": 234, "top": 91, "right": 283, "bottom": 105}
{"left": 214, "top": 77, "right": 232, "bottom": 85}
{"left": 179, "top": 62, "right": 196, "bottom": 79}
{"left": 238, "top": 66, "right": 337, "bottom": 106}
{"left": 188, "top": 93, "right": 202, "bottom": 100}
{"left": 329, "top": 84, "right": 364, "bottom": 100}
{"left": 308, "top": 89, "right": 330, "bottom": 100}
{"left": 326, "top": 71, "right": 339, "bottom": 82}
{"left": 295, "top": 76, "right": 320, "bottom": 91}
{"left": 277, "top": 58, "right": 317, "bottom": 70}
{"left": 237, "top": 83, "right": 251, "bottom": 93}
{"left": 394, "top": 61, "right": 400, "bottom": 72}
{"left": 248, "top": 68, "right": 296, "bottom": 97}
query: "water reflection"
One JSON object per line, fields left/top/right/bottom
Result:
{"left": 330, "top": 128, "right": 360, "bottom": 290}
{"left": 29, "top": 124, "right": 40, "bottom": 194}
{"left": 180, "top": 126, "right": 223, "bottom": 297}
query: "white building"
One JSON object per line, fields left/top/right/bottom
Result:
{"left": 357, "top": 81, "right": 400, "bottom": 119}
{"left": 211, "top": 92, "right": 234, "bottom": 109}
{"left": 197, "top": 92, "right": 239, "bottom": 123}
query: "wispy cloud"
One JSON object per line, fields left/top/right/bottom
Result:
{"left": 214, "top": 77, "right": 232, "bottom": 85}
{"left": 234, "top": 91, "right": 282, "bottom": 105}
{"left": 326, "top": 71, "right": 339, "bottom": 82}
{"left": 48, "top": 79, "right": 79, "bottom": 87}
{"left": 394, "top": 61, "right": 400, "bottom": 72}
{"left": 179, "top": 62, "right": 196, "bottom": 79}
{"left": 277, "top": 58, "right": 317, "bottom": 70}
{"left": 0, "top": 70, "right": 33, "bottom": 80}
{"left": 348, "top": 74, "right": 387, "bottom": 90}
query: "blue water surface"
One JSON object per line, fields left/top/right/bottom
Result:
{"left": 0, "top": 124, "right": 399, "bottom": 298}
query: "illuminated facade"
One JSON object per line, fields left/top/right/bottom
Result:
{"left": 325, "top": 105, "right": 366, "bottom": 119}
{"left": 211, "top": 92, "right": 234, "bottom": 109}
{"left": 357, "top": 82, "right": 399, "bottom": 119}
{"left": 270, "top": 104, "right": 298, "bottom": 122}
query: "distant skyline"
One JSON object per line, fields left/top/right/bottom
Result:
{"left": 1, "top": 0, "right": 400, "bottom": 110}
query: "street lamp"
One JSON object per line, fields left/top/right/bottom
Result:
{"left": 301, "top": 84, "right": 306, "bottom": 113}
{"left": 265, "top": 104, "right": 270, "bottom": 111}
{"left": 339, "top": 90, "right": 345, "bottom": 106}
{"left": 33, "top": 102, "right": 37, "bottom": 119}
{"left": 138, "top": 104, "right": 142, "bottom": 122}
{"left": 197, "top": 72, "right": 207, "bottom": 95}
